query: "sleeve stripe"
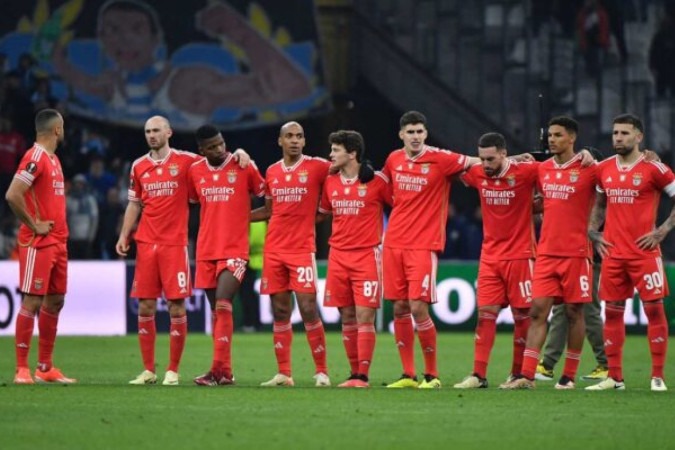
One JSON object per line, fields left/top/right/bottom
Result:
{"left": 664, "top": 181, "right": 675, "bottom": 198}
{"left": 376, "top": 171, "right": 389, "bottom": 183}
{"left": 15, "top": 172, "right": 34, "bottom": 186}
{"left": 318, "top": 207, "right": 331, "bottom": 214}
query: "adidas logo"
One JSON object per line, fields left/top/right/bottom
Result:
{"left": 313, "top": 345, "right": 325, "bottom": 354}
{"left": 217, "top": 336, "right": 230, "bottom": 343}
{"left": 332, "top": 190, "right": 338, "bottom": 196}
{"left": 423, "top": 346, "right": 434, "bottom": 353}
{"left": 605, "top": 176, "right": 612, "bottom": 182}
{"left": 303, "top": 282, "right": 312, "bottom": 288}
{"left": 16, "top": 343, "right": 29, "bottom": 348}
{"left": 139, "top": 329, "right": 150, "bottom": 335}
{"left": 396, "top": 165, "right": 403, "bottom": 171}
{"left": 515, "top": 338, "right": 526, "bottom": 345}
{"left": 143, "top": 173, "right": 150, "bottom": 178}
{"left": 654, "top": 289, "right": 662, "bottom": 294}
{"left": 180, "top": 288, "right": 187, "bottom": 294}
{"left": 474, "top": 333, "right": 480, "bottom": 340}
{"left": 395, "top": 340, "right": 405, "bottom": 347}
{"left": 274, "top": 342, "right": 284, "bottom": 349}
{"left": 651, "top": 336, "right": 666, "bottom": 343}
{"left": 170, "top": 330, "right": 181, "bottom": 337}
{"left": 273, "top": 178, "right": 279, "bottom": 184}
{"left": 342, "top": 335, "right": 350, "bottom": 341}
{"left": 604, "top": 339, "right": 613, "bottom": 346}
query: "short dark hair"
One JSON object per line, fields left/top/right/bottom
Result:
{"left": 98, "top": 0, "right": 161, "bottom": 36}
{"left": 400, "top": 111, "right": 427, "bottom": 129}
{"left": 478, "top": 132, "right": 506, "bottom": 149}
{"left": 195, "top": 124, "right": 220, "bottom": 143}
{"left": 35, "top": 109, "right": 61, "bottom": 134}
{"left": 548, "top": 116, "right": 579, "bottom": 135}
{"left": 328, "top": 130, "right": 365, "bottom": 162}
{"left": 613, "top": 113, "right": 644, "bottom": 133}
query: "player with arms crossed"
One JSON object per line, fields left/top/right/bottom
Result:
{"left": 188, "top": 125, "right": 265, "bottom": 386}
{"left": 116, "top": 115, "right": 248, "bottom": 385}
{"left": 587, "top": 114, "right": 675, "bottom": 392}
{"left": 318, "top": 130, "right": 391, "bottom": 388}
{"left": 453, "top": 132, "right": 538, "bottom": 389}
{"left": 256, "top": 122, "right": 331, "bottom": 387}
{"left": 6, "top": 109, "right": 76, "bottom": 384}
{"left": 502, "top": 116, "right": 597, "bottom": 390}
{"left": 382, "top": 111, "right": 477, "bottom": 389}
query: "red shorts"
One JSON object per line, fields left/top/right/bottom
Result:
{"left": 261, "top": 252, "right": 317, "bottom": 295}
{"left": 131, "top": 242, "right": 191, "bottom": 300}
{"left": 195, "top": 258, "right": 247, "bottom": 289}
{"left": 325, "top": 247, "right": 382, "bottom": 309}
{"left": 532, "top": 255, "right": 593, "bottom": 304}
{"left": 477, "top": 259, "right": 534, "bottom": 309}
{"left": 19, "top": 243, "right": 67, "bottom": 296}
{"left": 599, "top": 257, "right": 669, "bottom": 302}
{"left": 382, "top": 247, "right": 437, "bottom": 303}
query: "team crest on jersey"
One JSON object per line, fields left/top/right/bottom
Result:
{"left": 169, "top": 164, "right": 179, "bottom": 177}
{"left": 25, "top": 161, "right": 37, "bottom": 174}
{"left": 34, "top": 278, "right": 43, "bottom": 290}
{"left": 569, "top": 170, "right": 579, "bottom": 183}
{"left": 227, "top": 170, "right": 237, "bottom": 183}
{"left": 632, "top": 173, "right": 643, "bottom": 186}
{"left": 421, "top": 164, "right": 430, "bottom": 174}
{"left": 298, "top": 170, "right": 309, "bottom": 183}
{"left": 358, "top": 184, "right": 368, "bottom": 197}
{"left": 506, "top": 174, "right": 516, "bottom": 187}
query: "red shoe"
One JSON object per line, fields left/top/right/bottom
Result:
{"left": 194, "top": 371, "right": 235, "bottom": 386}
{"left": 338, "top": 378, "right": 369, "bottom": 388}
{"left": 34, "top": 367, "right": 77, "bottom": 384}
{"left": 14, "top": 367, "right": 34, "bottom": 385}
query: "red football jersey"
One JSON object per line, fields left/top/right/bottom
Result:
{"left": 597, "top": 155, "right": 675, "bottom": 259}
{"left": 128, "top": 149, "right": 201, "bottom": 246}
{"left": 382, "top": 146, "right": 469, "bottom": 251}
{"left": 462, "top": 160, "right": 538, "bottom": 260}
{"left": 264, "top": 155, "right": 330, "bottom": 253}
{"left": 188, "top": 155, "right": 265, "bottom": 261}
{"left": 319, "top": 171, "right": 391, "bottom": 250}
{"left": 537, "top": 154, "right": 597, "bottom": 258}
{"left": 13, "top": 144, "right": 67, "bottom": 248}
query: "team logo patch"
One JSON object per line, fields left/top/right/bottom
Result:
{"left": 421, "top": 163, "right": 430, "bottom": 174}
{"left": 25, "top": 162, "right": 38, "bottom": 174}
{"left": 358, "top": 184, "right": 367, "bottom": 197}
{"left": 169, "top": 164, "right": 179, "bottom": 177}
{"left": 632, "top": 173, "right": 642, "bottom": 186}
{"left": 298, "top": 170, "right": 309, "bottom": 183}
{"left": 569, "top": 170, "right": 579, "bottom": 183}
{"left": 227, "top": 170, "right": 237, "bottom": 183}
{"left": 34, "top": 278, "right": 43, "bottom": 290}
{"left": 506, "top": 174, "right": 516, "bottom": 187}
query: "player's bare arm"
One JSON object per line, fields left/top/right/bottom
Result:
{"left": 232, "top": 148, "right": 251, "bottom": 168}
{"left": 588, "top": 191, "right": 612, "bottom": 258}
{"left": 5, "top": 178, "right": 53, "bottom": 235}
{"left": 250, "top": 197, "right": 272, "bottom": 222}
{"left": 116, "top": 201, "right": 142, "bottom": 256}
{"left": 636, "top": 202, "right": 675, "bottom": 251}
{"left": 642, "top": 149, "right": 661, "bottom": 162}
{"left": 578, "top": 148, "right": 595, "bottom": 167}
{"left": 508, "top": 153, "right": 535, "bottom": 163}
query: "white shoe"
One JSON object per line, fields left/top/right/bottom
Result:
{"left": 129, "top": 370, "right": 157, "bottom": 385}
{"left": 585, "top": 377, "right": 625, "bottom": 391}
{"left": 651, "top": 377, "right": 668, "bottom": 392}
{"left": 260, "top": 373, "right": 295, "bottom": 387}
{"left": 162, "top": 370, "right": 180, "bottom": 386}
{"left": 453, "top": 375, "right": 488, "bottom": 389}
{"left": 313, "top": 372, "right": 331, "bottom": 387}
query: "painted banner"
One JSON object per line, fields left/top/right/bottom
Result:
{"left": 0, "top": 0, "right": 330, "bottom": 130}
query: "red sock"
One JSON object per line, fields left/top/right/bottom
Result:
{"left": 416, "top": 317, "right": 438, "bottom": 378}
{"left": 562, "top": 349, "right": 582, "bottom": 380}
{"left": 211, "top": 311, "right": 217, "bottom": 344}
{"left": 138, "top": 315, "right": 156, "bottom": 372}
{"left": 521, "top": 348, "right": 540, "bottom": 379}
{"left": 473, "top": 310, "right": 498, "bottom": 378}
{"left": 15, "top": 306, "right": 35, "bottom": 368}
{"left": 341, "top": 322, "right": 359, "bottom": 374}
{"left": 511, "top": 309, "right": 530, "bottom": 376}
{"left": 37, "top": 307, "right": 59, "bottom": 372}
{"left": 394, "top": 314, "right": 416, "bottom": 377}
{"left": 644, "top": 302, "right": 668, "bottom": 379}
{"left": 357, "top": 323, "right": 376, "bottom": 377}
{"left": 604, "top": 304, "right": 625, "bottom": 381}
{"left": 273, "top": 321, "right": 293, "bottom": 376}
{"left": 167, "top": 315, "right": 187, "bottom": 372}
{"left": 213, "top": 300, "right": 233, "bottom": 377}
{"left": 305, "top": 320, "right": 327, "bottom": 374}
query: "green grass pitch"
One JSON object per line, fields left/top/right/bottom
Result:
{"left": 1, "top": 332, "right": 674, "bottom": 450}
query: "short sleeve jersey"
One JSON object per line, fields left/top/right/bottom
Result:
{"left": 382, "top": 146, "right": 469, "bottom": 251}
{"left": 461, "top": 160, "right": 538, "bottom": 261}
{"left": 128, "top": 149, "right": 201, "bottom": 246}
{"left": 319, "top": 171, "right": 391, "bottom": 250}
{"left": 537, "top": 154, "right": 597, "bottom": 258}
{"left": 264, "top": 155, "right": 330, "bottom": 253}
{"left": 188, "top": 155, "right": 265, "bottom": 261}
{"left": 597, "top": 155, "right": 675, "bottom": 259}
{"left": 13, "top": 144, "right": 68, "bottom": 247}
